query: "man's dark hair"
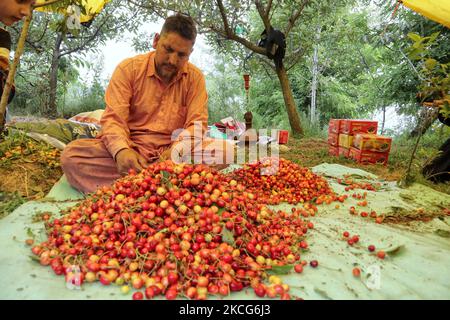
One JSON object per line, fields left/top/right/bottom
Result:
{"left": 161, "top": 13, "right": 197, "bottom": 43}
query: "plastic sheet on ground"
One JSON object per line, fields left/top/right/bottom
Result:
{"left": 0, "top": 164, "right": 449, "bottom": 299}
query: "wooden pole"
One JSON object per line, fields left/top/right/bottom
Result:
{"left": 0, "top": 13, "right": 33, "bottom": 133}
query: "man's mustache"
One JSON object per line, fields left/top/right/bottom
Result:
{"left": 163, "top": 64, "right": 177, "bottom": 71}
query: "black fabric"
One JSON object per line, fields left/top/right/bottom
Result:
{"left": 0, "top": 69, "right": 15, "bottom": 104}
{"left": 0, "top": 28, "right": 12, "bottom": 50}
{"left": 258, "top": 27, "right": 286, "bottom": 68}
{"left": 422, "top": 109, "right": 450, "bottom": 183}
{"left": 422, "top": 137, "right": 450, "bottom": 183}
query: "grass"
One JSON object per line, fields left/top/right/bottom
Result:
{"left": 281, "top": 136, "right": 450, "bottom": 195}
{"left": 0, "top": 191, "right": 25, "bottom": 219}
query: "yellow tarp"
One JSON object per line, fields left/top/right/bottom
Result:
{"left": 402, "top": 0, "right": 450, "bottom": 28}
{"left": 35, "top": 0, "right": 109, "bottom": 23}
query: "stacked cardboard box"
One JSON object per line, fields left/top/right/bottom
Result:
{"left": 328, "top": 119, "right": 340, "bottom": 156}
{"left": 349, "top": 133, "right": 392, "bottom": 165}
{"left": 328, "top": 119, "right": 391, "bottom": 165}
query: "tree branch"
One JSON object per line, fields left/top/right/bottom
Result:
{"left": 255, "top": 0, "right": 271, "bottom": 32}
{"left": 35, "top": 18, "right": 50, "bottom": 43}
{"left": 266, "top": 0, "right": 273, "bottom": 19}
{"left": 216, "top": 0, "right": 232, "bottom": 38}
{"left": 128, "top": 0, "right": 267, "bottom": 55}
{"left": 285, "top": 0, "right": 310, "bottom": 37}
{"left": 286, "top": 47, "right": 305, "bottom": 71}
{"left": 59, "top": 15, "right": 110, "bottom": 57}
{"left": 10, "top": 25, "right": 45, "bottom": 53}
{"left": 214, "top": 0, "right": 266, "bottom": 55}
{"left": 256, "top": 54, "right": 276, "bottom": 71}
{"left": 16, "top": 71, "right": 37, "bottom": 87}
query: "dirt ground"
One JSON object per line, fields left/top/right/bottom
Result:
{"left": 0, "top": 133, "right": 62, "bottom": 217}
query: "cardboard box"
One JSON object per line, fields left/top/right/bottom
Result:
{"left": 338, "top": 147, "right": 350, "bottom": 158}
{"left": 278, "top": 130, "right": 289, "bottom": 144}
{"left": 349, "top": 147, "right": 389, "bottom": 165}
{"left": 327, "top": 132, "right": 339, "bottom": 146}
{"left": 328, "top": 119, "right": 341, "bottom": 134}
{"left": 338, "top": 134, "right": 353, "bottom": 148}
{"left": 340, "top": 120, "right": 378, "bottom": 135}
{"left": 353, "top": 134, "right": 392, "bottom": 152}
{"left": 329, "top": 145, "right": 339, "bottom": 157}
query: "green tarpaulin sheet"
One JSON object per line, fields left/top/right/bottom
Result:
{"left": 1, "top": 164, "right": 449, "bottom": 299}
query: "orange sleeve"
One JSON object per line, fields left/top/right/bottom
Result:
{"left": 100, "top": 62, "right": 133, "bottom": 159}
{"left": 172, "top": 71, "right": 208, "bottom": 152}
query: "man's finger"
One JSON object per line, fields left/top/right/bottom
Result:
{"left": 137, "top": 156, "right": 149, "bottom": 170}
{"left": 132, "top": 159, "right": 144, "bottom": 172}
{"left": 119, "top": 167, "right": 129, "bottom": 176}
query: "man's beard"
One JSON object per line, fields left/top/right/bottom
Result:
{"left": 157, "top": 63, "right": 177, "bottom": 82}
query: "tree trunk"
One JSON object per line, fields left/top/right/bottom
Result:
{"left": 409, "top": 107, "right": 439, "bottom": 138}
{"left": 47, "top": 32, "right": 63, "bottom": 118}
{"left": 381, "top": 105, "right": 386, "bottom": 134}
{"left": 310, "top": 45, "right": 318, "bottom": 124}
{"left": 275, "top": 62, "right": 303, "bottom": 137}
{"left": 310, "top": 25, "right": 321, "bottom": 125}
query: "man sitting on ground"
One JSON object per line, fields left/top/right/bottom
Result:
{"left": 61, "top": 14, "right": 234, "bottom": 193}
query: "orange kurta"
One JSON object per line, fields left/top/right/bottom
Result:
{"left": 62, "top": 51, "right": 233, "bottom": 193}
{"left": 100, "top": 51, "right": 208, "bottom": 160}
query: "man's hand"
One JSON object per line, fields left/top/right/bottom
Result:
{"left": 115, "top": 148, "right": 149, "bottom": 176}
{"left": 159, "top": 147, "right": 173, "bottom": 161}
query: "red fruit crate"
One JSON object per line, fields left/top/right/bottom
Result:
{"left": 340, "top": 120, "right": 378, "bottom": 135}
{"left": 338, "top": 147, "right": 350, "bottom": 158}
{"left": 278, "top": 130, "right": 289, "bottom": 144}
{"left": 338, "top": 134, "right": 353, "bottom": 149}
{"left": 352, "top": 133, "right": 392, "bottom": 153}
{"left": 327, "top": 132, "right": 339, "bottom": 146}
{"left": 328, "top": 119, "right": 341, "bottom": 134}
{"left": 329, "top": 145, "right": 339, "bottom": 157}
{"left": 349, "top": 147, "right": 389, "bottom": 165}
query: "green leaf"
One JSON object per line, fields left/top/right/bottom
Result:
{"left": 160, "top": 170, "right": 173, "bottom": 188}
{"left": 266, "top": 264, "right": 294, "bottom": 275}
{"left": 26, "top": 228, "right": 35, "bottom": 239}
{"left": 428, "top": 32, "right": 440, "bottom": 43}
{"left": 221, "top": 227, "right": 234, "bottom": 245}
{"left": 161, "top": 170, "right": 170, "bottom": 180}
{"left": 408, "top": 48, "right": 423, "bottom": 60}
{"left": 439, "top": 101, "right": 450, "bottom": 119}
{"left": 29, "top": 255, "right": 40, "bottom": 263}
{"left": 157, "top": 228, "right": 168, "bottom": 234}
{"left": 407, "top": 32, "right": 422, "bottom": 43}
{"left": 425, "top": 59, "right": 437, "bottom": 70}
